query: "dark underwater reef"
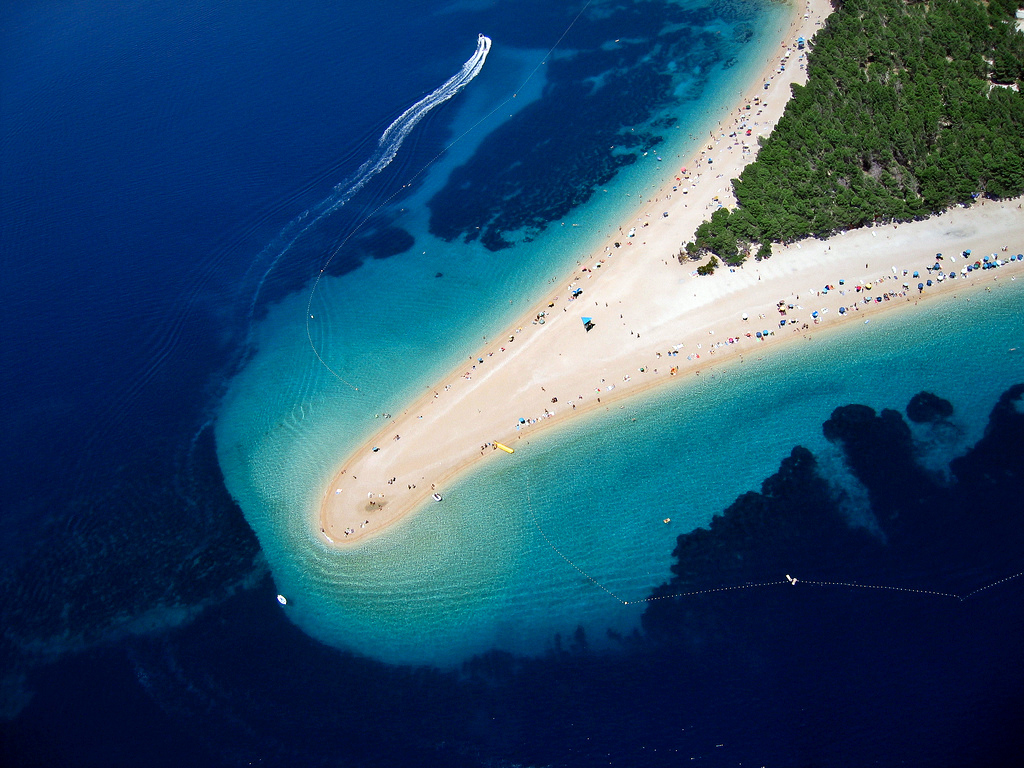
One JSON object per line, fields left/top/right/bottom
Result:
{"left": 646, "top": 382, "right": 1024, "bottom": 622}
{"left": 0, "top": 427, "right": 263, "bottom": 712}
{"left": 427, "top": 0, "right": 755, "bottom": 252}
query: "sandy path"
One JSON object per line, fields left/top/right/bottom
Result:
{"left": 317, "top": 0, "right": 1024, "bottom": 545}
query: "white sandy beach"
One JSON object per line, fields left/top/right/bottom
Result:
{"left": 318, "top": 0, "right": 1024, "bottom": 545}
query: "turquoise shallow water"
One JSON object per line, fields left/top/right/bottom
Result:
{"left": 219, "top": 260, "right": 1023, "bottom": 665}
{"left": 212, "top": 0, "right": 1015, "bottom": 666}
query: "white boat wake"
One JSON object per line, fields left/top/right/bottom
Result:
{"left": 244, "top": 34, "right": 492, "bottom": 321}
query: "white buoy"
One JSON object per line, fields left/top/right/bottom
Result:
{"left": 276, "top": 594, "right": 288, "bottom": 605}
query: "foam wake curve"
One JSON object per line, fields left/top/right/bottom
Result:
{"left": 243, "top": 34, "right": 492, "bottom": 320}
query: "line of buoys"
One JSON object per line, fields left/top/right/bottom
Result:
{"left": 524, "top": 480, "right": 626, "bottom": 604}
{"left": 523, "top": 476, "right": 1024, "bottom": 609}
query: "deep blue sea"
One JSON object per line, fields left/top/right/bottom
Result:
{"left": 3, "top": 1, "right": 1023, "bottom": 766}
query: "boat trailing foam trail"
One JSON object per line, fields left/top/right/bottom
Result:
{"left": 244, "top": 35, "right": 492, "bottom": 320}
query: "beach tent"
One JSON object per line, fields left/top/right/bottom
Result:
{"left": 581, "top": 317, "right": 595, "bottom": 332}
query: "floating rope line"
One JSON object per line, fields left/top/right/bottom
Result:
{"left": 959, "top": 570, "right": 1024, "bottom": 600}
{"left": 523, "top": 477, "right": 1024, "bottom": 608}
{"left": 304, "top": 2, "right": 595, "bottom": 393}
{"left": 773, "top": 573, "right": 1024, "bottom": 602}
{"left": 524, "top": 480, "right": 627, "bottom": 604}
{"left": 797, "top": 579, "right": 960, "bottom": 600}
{"left": 626, "top": 580, "right": 788, "bottom": 605}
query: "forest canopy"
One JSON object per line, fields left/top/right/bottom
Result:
{"left": 684, "top": 0, "right": 1024, "bottom": 267}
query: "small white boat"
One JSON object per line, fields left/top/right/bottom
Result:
{"left": 276, "top": 594, "right": 288, "bottom": 605}
{"left": 432, "top": 493, "right": 443, "bottom": 502}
